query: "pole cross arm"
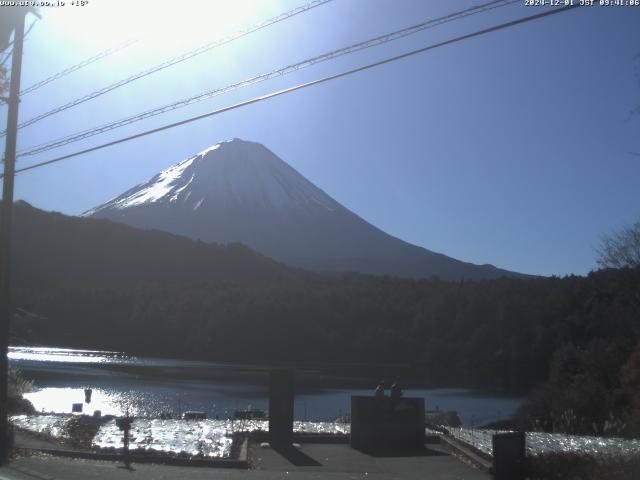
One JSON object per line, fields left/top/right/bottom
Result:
{"left": 0, "top": 7, "right": 36, "bottom": 52}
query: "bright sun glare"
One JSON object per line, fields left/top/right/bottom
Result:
{"left": 45, "top": 0, "right": 266, "bottom": 53}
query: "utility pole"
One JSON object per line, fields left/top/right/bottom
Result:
{"left": 0, "top": 9, "right": 26, "bottom": 465}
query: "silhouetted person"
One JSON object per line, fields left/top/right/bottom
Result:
{"left": 375, "top": 381, "right": 385, "bottom": 398}
{"left": 390, "top": 381, "right": 403, "bottom": 401}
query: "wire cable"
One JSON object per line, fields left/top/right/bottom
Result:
{"left": 20, "top": 38, "right": 139, "bottom": 96}
{"left": 5, "top": 4, "right": 580, "bottom": 178}
{"left": 17, "top": 0, "right": 518, "bottom": 159}
{"left": 0, "top": 0, "right": 333, "bottom": 137}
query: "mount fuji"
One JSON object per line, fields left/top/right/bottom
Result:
{"left": 85, "top": 138, "right": 521, "bottom": 280}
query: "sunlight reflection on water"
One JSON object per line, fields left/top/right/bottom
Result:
{"left": 448, "top": 427, "right": 640, "bottom": 458}
{"left": 24, "top": 388, "right": 169, "bottom": 417}
{"left": 94, "top": 418, "right": 350, "bottom": 457}
{"left": 12, "top": 346, "right": 522, "bottom": 425}
{"left": 11, "top": 415, "right": 349, "bottom": 458}
{"left": 11, "top": 415, "right": 70, "bottom": 439}
{"left": 95, "top": 419, "right": 234, "bottom": 458}
{"left": 8, "top": 346, "right": 125, "bottom": 364}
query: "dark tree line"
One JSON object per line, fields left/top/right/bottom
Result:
{"left": 12, "top": 268, "right": 640, "bottom": 430}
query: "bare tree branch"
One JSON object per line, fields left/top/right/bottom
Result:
{"left": 597, "top": 221, "right": 640, "bottom": 269}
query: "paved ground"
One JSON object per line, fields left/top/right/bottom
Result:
{"left": 0, "top": 442, "right": 489, "bottom": 480}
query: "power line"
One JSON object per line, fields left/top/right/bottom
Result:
{"left": 17, "top": 0, "right": 518, "bottom": 159}
{"left": 5, "top": 4, "right": 580, "bottom": 178}
{"left": 18, "top": 0, "right": 514, "bottom": 157}
{"left": 0, "top": 0, "right": 333, "bottom": 137}
{"left": 20, "top": 38, "right": 139, "bottom": 96}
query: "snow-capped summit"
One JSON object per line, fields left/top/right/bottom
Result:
{"left": 85, "top": 138, "right": 521, "bottom": 280}
{"left": 86, "top": 139, "right": 339, "bottom": 216}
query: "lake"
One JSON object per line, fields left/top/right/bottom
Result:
{"left": 9, "top": 346, "right": 522, "bottom": 426}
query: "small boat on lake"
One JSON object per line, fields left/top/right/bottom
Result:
{"left": 181, "top": 411, "right": 206, "bottom": 420}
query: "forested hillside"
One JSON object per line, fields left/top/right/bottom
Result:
{"left": 8, "top": 202, "right": 640, "bottom": 435}
{"left": 9, "top": 201, "right": 297, "bottom": 288}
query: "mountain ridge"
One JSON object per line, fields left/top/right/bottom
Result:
{"left": 10, "top": 200, "right": 296, "bottom": 289}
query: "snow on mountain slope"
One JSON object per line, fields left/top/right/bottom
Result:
{"left": 85, "top": 138, "right": 523, "bottom": 280}
{"left": 87, "top": 140, "right": 338, "bottom": 216}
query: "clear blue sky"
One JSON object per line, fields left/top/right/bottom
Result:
{"left": 2, "top": 0, "right": 639, "bottom": 277}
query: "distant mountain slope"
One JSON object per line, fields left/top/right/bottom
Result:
{"left": 86, "top": 138, "right": 524, "bottom": 280}
{"left": 9, "top": 201, "right": 294, "bottom": 289}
